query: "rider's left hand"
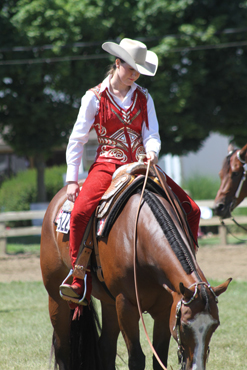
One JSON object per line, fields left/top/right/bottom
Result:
{"left": 145, "top": 151, "right": 158, "bottom": 165}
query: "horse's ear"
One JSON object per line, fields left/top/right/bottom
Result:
{"left": 239, "top": 144, "right": 247, "bottom": 163}
{"left": 179, "top": 282, "right": 194, "bottom": 300}
{"left": 228, "top": 143, "right": 235, "bottom": 153}
{"left": 212, "top": 278, "right": 232, "bottom": 297}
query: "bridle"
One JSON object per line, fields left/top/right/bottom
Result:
{"left": 174, "top": 282, "right": 218, "bottom": 370}
{"left": 234, "top": 151, "right": 247, "bottom": 200}
{"left": 222, "top": 150, "right": 247, "bottom": 237}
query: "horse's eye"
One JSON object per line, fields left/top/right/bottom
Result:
{"left": 231, "top": 172, "right": 240, "bottom": 178}
{"left": 181, "top": 322, "right": 191, "bottom": 332}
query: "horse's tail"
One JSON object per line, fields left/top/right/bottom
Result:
{"left": 70, "top": 298, "right": 103, "bottom": 370}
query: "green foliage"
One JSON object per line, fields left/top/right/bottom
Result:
{"left": 1, "top": 0, "right": 247, "bottom": 161}
{"left": 1, "top": 0, "right": 247, "bottom": 203}
{"left": 0, "top": 169, "right": 37, "bottom": 213}
{"left": 182, "top": 174, "right": 221, "bottom": 200}
{"left": 0, "top": 165, "right": 66, "bottom": 213}
{"left": 45, "top": 164, "right": 66, "bottom": 200}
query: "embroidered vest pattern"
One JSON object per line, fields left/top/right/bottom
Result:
{"left": 90, "top": 84, "right": 148, "bottom": 165}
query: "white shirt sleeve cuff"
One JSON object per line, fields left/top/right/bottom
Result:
{"left": 66, "top": 165, "right": 79, "bottom": 183}
{"left": 145, "top": 138, "right": 161, "bottom": 156}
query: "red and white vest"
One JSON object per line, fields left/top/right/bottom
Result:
{"left": 90, "top": 84, "right": 149, "bottom": 165}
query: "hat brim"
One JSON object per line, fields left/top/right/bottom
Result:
{"left": 102, "top": 42, "right": 158, "bottom": 76}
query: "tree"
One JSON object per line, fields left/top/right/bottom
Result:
{"left": 1, "top": 0, "right": 247, "bottom": 202}
{"left": 0, "top": 0, "right": 109, "bottom": 201}
{"left": 136, "top": 0, "right": 247, "bottom": 154}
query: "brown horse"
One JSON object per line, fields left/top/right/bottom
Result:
{"left": 40, "top": 172, "right": 231, "bottom": 370}
{"left": 213, "top": 144, "right": 247, "bottom": 218}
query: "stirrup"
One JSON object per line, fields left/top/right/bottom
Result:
{"left": 59, "top": 269, "right": 88, "bottom": 305}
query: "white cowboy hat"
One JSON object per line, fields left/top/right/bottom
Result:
{"left": 102, "top": 38, "right": 158, "bottom": 76}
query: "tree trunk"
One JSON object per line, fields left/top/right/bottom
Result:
{"left": 34, "top": 154, "right": 47, "bottom": 202}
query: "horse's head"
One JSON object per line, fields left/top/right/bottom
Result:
{"left": 164, "top": 278, "right": 231, "bottom": 370}
{"left": 213, "top": 144, "right": 247, "bottom": 219}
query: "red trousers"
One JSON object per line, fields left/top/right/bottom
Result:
{"left": 69, "top": 162, "right": 200, "bottom": 267}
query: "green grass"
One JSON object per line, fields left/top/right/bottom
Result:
{"left": 198, "top": 232, "right": 247, "bottom": 247}
{"left": 116, "top": 279, "right": 247, "bottom": 370}
{"left": 2, "top": 235, "right": 246, "bottom": 369}
{"left": 0, "top": 278, "right": 246, "bottom": 369}
{"left": 0, "top": 281, "right": 51, "bottom": 370}
{"left": 6, "top": 236, "right": 40, "bottom": 255}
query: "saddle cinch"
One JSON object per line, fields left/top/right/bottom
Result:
{"left": 58, "top": 159, "right": 186, "bottom": 304}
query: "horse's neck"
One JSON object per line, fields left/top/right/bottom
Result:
{"left": 144, "top": 224, "right": 202, "bottom": 289}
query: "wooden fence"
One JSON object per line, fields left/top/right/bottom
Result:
{"left": 0, "top": 199, "right": 247, "bottom": 255}
{"left": 0, "top": 210, "right": 46, "bottom": 255}
{"left": 197, "top": 199, "right": 247, "bottom": 245}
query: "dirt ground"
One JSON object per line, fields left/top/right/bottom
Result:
{"left": 0, "top": 244, "right": 246, "bottom": 283}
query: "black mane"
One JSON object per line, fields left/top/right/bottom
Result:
{"left": 139, "top": 188, "right": 198, "bottom": 277}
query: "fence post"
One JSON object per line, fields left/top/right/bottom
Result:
{"left": 0, "top": 222, "right": 6, "bottom": 255}
{"left": 219, "top": 224, "right": 227, "bottom": 246}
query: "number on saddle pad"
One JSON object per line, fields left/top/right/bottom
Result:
{"left": 56, "top": 210, "right": 71, "bottom": 234}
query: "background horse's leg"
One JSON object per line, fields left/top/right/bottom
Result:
{"left": 98, "top": 302, "right": 120, "bottom": 370}
{"left": 116, "top": 293, "right": 145, "bottom": 370}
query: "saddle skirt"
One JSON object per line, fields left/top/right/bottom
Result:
{"left": 54, "top": 162, "right": 166, "bottom": 236}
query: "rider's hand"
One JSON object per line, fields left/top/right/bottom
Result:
{"left": 145, "top": 151, "right": 158, "bottom": 165}
{"left": 67, "top": 181, "right": 79, "bottom": 203}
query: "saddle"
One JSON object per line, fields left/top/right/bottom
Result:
{"left": 57, "top": 160, "right": 188, "bottom": 304}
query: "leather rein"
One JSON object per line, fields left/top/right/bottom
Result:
{"left": 132, "top": 161, "right": 195, "bottom": 370}
{"left": 133, "top": 159, "right": 168, "bottom": 370}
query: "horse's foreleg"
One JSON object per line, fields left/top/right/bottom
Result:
{"left": 152, "top": 310, "right": 171, "bottom": 370}
{"left": 98, "top": 302, "right": 120, "bottom": 370}
{"left": 116, "top": 294, "right": 145, "bottom": 370}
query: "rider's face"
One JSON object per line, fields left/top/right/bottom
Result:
{"left": 116, "top": 59, "right": 140, "bottom": 86}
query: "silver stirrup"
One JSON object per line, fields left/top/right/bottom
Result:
{"left": 59, "top": 269, "right": 88, "bottom": 305}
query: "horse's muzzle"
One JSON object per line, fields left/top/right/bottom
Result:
{"left": 213, "top": 202, "right": 231, "bottom": 219}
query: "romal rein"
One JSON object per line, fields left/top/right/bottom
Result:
{"left": 133, "top": 159, "right": 168, "bottom": 370}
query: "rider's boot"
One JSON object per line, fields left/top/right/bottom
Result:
{"left": 60, "top": 240, "right": 93, "bottom": 305}
{"left": 60, "top": 270, "right": 92, "bottom": 305}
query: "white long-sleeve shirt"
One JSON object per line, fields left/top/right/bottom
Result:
{"left": 66, "top": 75, "right": 161, "bottom": 182}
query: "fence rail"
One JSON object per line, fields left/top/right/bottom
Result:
{"left": 0, "top": 210, "right": 46, "bottom": 255}
{"left": 197, "top": 199, "right": 247, "bottom": 245}
{"left": 0, "top": 199, "right": 247, "bottom": 255}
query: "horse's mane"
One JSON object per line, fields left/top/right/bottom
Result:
{"left": 138, "top": 188, "right": 199, "bottom": 277}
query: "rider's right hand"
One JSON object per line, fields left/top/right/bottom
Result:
{"left": 67, "top": 181, "right": 79, "bottom": 203}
